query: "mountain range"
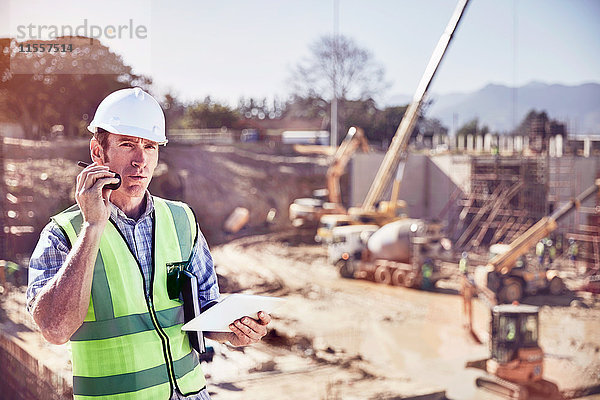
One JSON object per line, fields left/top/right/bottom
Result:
{"left": 387, "top": 82, "right": 600, "bottom": 135}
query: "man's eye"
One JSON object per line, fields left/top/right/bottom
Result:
{"left": 121, "top": 143, "right": 133, "bottom": 147}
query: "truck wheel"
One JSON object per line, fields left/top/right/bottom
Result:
{"left": 374, "top": 267, "right": 392, "bottom": 285}
{"left": 487, "top": 271, "right": 501, "bottom": 292}
{"left": 391, "top": 269, "right": 404, "bottom": 286}
{"left": 338, "top": 260, "right": 355, "bottom": 279}
{"left": 549, "top": 276, "right": 565, "bottom": 296}
{"left": 404, "top": 272, "right": 417, "bottom": 288}
{"left": 500, "top": 278, "right": 523, "bottom": 303}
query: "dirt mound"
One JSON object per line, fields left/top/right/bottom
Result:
{"left": 2, "top": 140, "right": 330, "bottom": 265}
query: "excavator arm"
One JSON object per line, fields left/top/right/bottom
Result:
{"left": 326, "top": 127, "right": 369, "bottom": 206}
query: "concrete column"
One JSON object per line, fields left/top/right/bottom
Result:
{"left": 549, "top": 136, "right": 556, "bottom": 157}
{"left": 556, "top": 135, "right": 563, "bottom": 157}
{"left": 476, "top": 135, "right": 483, "bottom": 152}
{"left": 467, "top": 134, "right": 474, "bottom": 152}
{"left": 457, "top": 135, "right": 465, "bottom": 151}
{"left": 584, "top": 136, "right": 591, "bottom": 157}
{"left": 484, "top": 133, "right": 492, "bottom": 152}
{"left": 507, "top": 136, "right": 514, "bottom": 153}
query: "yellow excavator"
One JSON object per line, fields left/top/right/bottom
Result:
{"left": 288, "top": 126, "right": 369, "bottom": 228}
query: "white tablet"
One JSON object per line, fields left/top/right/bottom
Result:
{"left": 181, "top": 293, "right": 284, "bottom": 332}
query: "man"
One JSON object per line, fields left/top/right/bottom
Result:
{"left": 568, "top": 238, "right": 578, "bottom": 268}
{"left": 536, "top": 239, "right": 545, "bottom": 266}
{"left": 548, "top": 239, "right": 556, "bottom": 267}
{"left": 27, "top": 88, "right": 271, "bottom": 400}
{"left": 420, "top": 259, "right": 433, "bottom": 290}
{"left": 458, "top": 251, "right": 468, "bottom": 275}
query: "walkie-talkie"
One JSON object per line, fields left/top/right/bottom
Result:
{"left": 77, "top": 161, "right": 122, "bottom": 190}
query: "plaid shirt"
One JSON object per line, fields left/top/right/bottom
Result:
{"left": 27, "top": 193, "right": 218, "bottom": 400}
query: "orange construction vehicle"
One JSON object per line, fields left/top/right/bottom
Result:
{"left": 466, "top": 304, "right": 564, "bottom": 400}
{"left": 288, "top": 126, "right": 369, "bottom": 228}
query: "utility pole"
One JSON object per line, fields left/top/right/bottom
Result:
{"left": 331, "top": 0, "right": 339, "bottom": 147}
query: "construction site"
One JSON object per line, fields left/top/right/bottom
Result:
{"left": 1, "top": 120, "right": 600, "bottom": 400}
{"left": 2, "top": 2, "right": 600, "bottom": 400}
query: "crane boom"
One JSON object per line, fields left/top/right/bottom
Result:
{"left": 361, "top": 0, "right": 470, "bottom": 210}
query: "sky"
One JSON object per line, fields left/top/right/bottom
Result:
{"left": 3, "top": 0, "right": 600, "bottom": 107}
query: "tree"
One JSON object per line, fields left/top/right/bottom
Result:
{"left": 182, "top": 97, "right": 239, "bottom": 129}
{"left": 281, "top": 95, "right": 328, "bottom": 120}
{"left": 0, "top": 37, "right": 151, "bottom": 139}
{"left": 290, "top": 35, "right": 386, "bottom": 101}
{"left": 162, "top": 92, "right": 186, "bottom": 130}
{"left": 371, "top": 105, "right": 408, "bottom": 145}
{"left": 456, "top": 118, "right": 489, "bottom": 138}
{"left": 289, "top": 35, "right": 387, "bottom": 143}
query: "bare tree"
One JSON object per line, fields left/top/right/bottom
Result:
{"left": 290, "top": 34, "right": 387, "bottom": 102}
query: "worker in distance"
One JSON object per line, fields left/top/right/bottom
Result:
{"left": 27, "top": 87, "right": 271, "bottom": 400}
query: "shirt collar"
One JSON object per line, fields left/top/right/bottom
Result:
{"left": 109, "top": 191, "right": 154, "bottom": 224}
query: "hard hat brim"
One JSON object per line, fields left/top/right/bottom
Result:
{"left": 87, "top": 122, "right": 168, "bottom": 145}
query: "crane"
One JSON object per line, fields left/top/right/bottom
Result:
{"left": 318, "top": 0, "right": 470, "bottom": 245}
{"left": 360, "top": 0, "right": 470, "bottom": 212}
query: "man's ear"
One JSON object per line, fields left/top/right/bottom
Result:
{"left": 90, "top": 138, "right": 105, "bottom": 165}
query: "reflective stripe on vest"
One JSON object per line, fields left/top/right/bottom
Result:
{"left": 52, "top": 196, "right": 206, "bottom": 400}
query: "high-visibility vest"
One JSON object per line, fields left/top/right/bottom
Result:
{"left": 52, "top": 196, "right": 206, "bottom": 400}
{"left": 569, "top": 243, "right": 578, "bottom": 256}
{"left": 536, "top": 242, "right": 544, "bottom": 256}
{"left": 459, "top": 258, "right": 467, "bottom": 273}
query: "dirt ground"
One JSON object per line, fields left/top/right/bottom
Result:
{"left": 1, "top": 139, "right": 329, "bottom": 263}
{"left": 204, "top": 234, "right": 600, "bottom": 400}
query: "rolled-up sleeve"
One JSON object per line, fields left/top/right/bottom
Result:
{"left": 26, "top": 222, "right": 71, "bottom": 313}
{"left": 188, "top": 226, "right": 220, "bottom": 306}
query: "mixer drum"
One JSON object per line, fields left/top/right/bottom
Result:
{"left": 367, "top": 219, "right": 425, "bottom": 262}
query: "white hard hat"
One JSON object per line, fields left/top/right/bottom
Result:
{"left": 88, "top": 87, "right": 167, "bottom": 145}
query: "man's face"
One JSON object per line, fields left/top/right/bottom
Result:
{"left": 96, "top": 133, "right": 159, "bottom": 199}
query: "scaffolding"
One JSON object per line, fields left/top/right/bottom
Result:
{"left": 549, "top": 156, "right": 600, "bottom": 272}
{"left": 454, "top": 154, "right": 600, "bottom": 273}
{"left": 566, "top": 173, "right": 600, "bottom": 273}
{"left": 455, "top": 156, "right": 547, "bottom": 250}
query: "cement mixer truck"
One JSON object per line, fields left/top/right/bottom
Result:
{"left": 337, "top": 218, "right": 454, "bottom": 289}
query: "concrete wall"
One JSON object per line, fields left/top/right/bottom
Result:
{"left": 0, "top": 333, "right": 71, "bottom": 400}
{"left": 349, "top": 153, "right": 470, "bottom": 222}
